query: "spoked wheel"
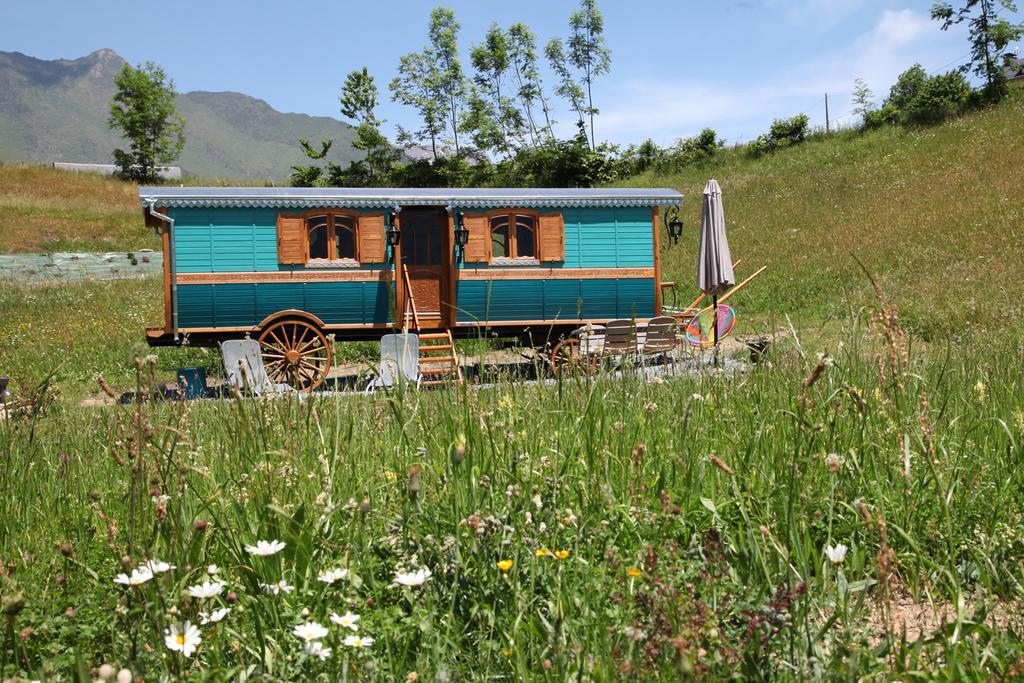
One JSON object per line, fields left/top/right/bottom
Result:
{"left": 257, "top": 319, "right": 332, "bottom": 391}
{"left": 549, "top": 338, "right": 597, "bottom": 377}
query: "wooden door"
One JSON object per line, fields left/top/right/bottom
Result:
{"left": 400, "top": 208, "right": 449, "bottom": 329}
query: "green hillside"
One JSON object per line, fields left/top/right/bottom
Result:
{"left": 621, "top": 84, "right": 1024, "bottom": 339}
{"left": 0, "top": 49, "right": 364, "bottom": 180}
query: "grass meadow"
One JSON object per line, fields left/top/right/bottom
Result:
{"left": 2, "top": 309, "right": 1024, "bottom": 680}
{"left": 2, "top": 88, "right": 1024, "bottom": 680}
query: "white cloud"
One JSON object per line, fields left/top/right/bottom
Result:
{"left": 873, "top": 9, "right": 934, "bottom": 47}
{"left": 595, "top": 7, "right": 957, "bottom": 144}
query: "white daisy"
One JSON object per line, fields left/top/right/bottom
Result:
{"left": 305, "top": 641, "right": 332, "bottom": 660}
{"left": 187, "top": 580, "right": 225, "bottom": 599}
{"left": 825, "top": 543, "right": 848, "bottom": 564}
{"left": 330, "top": 611, "right": 360, "bottom": 631}
{"left": 317, "top": 568, "right": 349, "bottom": 584}
{"left": 342, "top": 634, "right": 374, "bottom": 648}
{"left": 393, "top": 567, "right": 432, "bottom": 587}
{"left": 260, "top": 580, "right": 294, "bottom": 595}
{"left": 207, "top": 564, "right": 220, "bottom": 576}
{"left": 164, "top": 621, "right": 201, "bottom": 657}
{"left": 245, "top": 539, "right": 286, "bottom": 557}
{"left": 199, "top": 607, "right": 231, "bottom": 624}
{"left": 141, "top": 560, "right": 175, "bottom": 575}
{"left": 114, "top": 567, "right": 153, "bottom": 586}
{"left": 293, "top": 621, "right": 329, "bottom": 642}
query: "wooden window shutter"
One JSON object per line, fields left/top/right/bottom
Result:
{"left": 276, "top": 213, "right": 306, "bottom": 264}
{"left": 357, "top": 213, "right": 386, "bottom": 263}
{"left": 462, "top": 214, "right": 490, "bottom": 262}
{"left": 538, "top": 212, "right": 565, "bottom": 262}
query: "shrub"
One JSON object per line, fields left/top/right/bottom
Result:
{"left": 746, "top": 114, "right": 809, "bottom": 158}
{"left": 903, "top": 70, "right": 971, "bottom": 125}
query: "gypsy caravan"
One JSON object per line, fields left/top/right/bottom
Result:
{"left": 140, "top": 187, "right": 683, "bottom": 388}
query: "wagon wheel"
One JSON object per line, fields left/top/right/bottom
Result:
{"left": 549, "top": 338, "right": 597, "bottom": 377}
{"left": 257, "top": 319, "right": 332, "bottom": 391}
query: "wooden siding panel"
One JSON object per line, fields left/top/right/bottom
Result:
{"left": 357, "top": 213, "right": 387, "bottom": 263}
{"left": 177, "top": 285, "right": 216, "bottom": 327}
{"left": 212, "top": 284, "right": 257, "bottom": 327}
{"left": 304, "top": 282, "right": 364, "bottom": 325}
{"left": 455, "top": 281, "right": 489, "bottom": 323}
{"left": 542, "top": 280, "right": 583, "bottom": 320}
{"left": 365, "top": 282, "right": 393, "bottom": 325}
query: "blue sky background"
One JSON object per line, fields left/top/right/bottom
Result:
{"left": 3, "top": 0, "right": 1021, "bottom": 147}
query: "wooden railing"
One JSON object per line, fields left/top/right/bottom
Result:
{"left": 401, "top": 265, "right": 421, "bottom": 332}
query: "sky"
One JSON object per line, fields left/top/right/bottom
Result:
{"left": 3, "top": 0, "right": 1021, "bottom": 147}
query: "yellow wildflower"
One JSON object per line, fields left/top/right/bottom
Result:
{"left": 626, "top": 568, "right": 642, "bottom": 577}
{"left": 554, "top": 550, "right": 570, "bottom": 560}
{"left": 535, "top": 548, "right": 552, "bottom": 558}
{"left": 496, "top": 560, "right": 513, "bottom": 572}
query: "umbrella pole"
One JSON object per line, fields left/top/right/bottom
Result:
{"left": 712, "top": 294, "right": 719, "bottom": 368}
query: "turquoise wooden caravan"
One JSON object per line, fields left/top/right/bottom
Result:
{"left": 140, "top": 187, "right": 683, "bottom": 388}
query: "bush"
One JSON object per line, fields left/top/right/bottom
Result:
{"left": 746, "top": 114, "right": 810, "bottom": 158}
{"left": 903, "top": 71, "right": 971, "bottom": 125}
{"left": 863, "top": 104, "right": 899, "bottom": 130}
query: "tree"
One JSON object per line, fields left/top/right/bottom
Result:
{"left": 390, "top": 52, "right": 445, "bottom": 159}
{"left": 428, "top": 7, "right": 467, "bottom": 155}
{"left": 931, "top": 0, "right": 1024, "bottom": 102}
{"left": 389, "top": 7, "right": 468, "bottom": 159}
{"left": 338, "top": 67, "right": 401, "bottom": 185}
{"left": 851, "top": 78, "right": 875, "bottom": 124}
{"left": 886, "top": 64, "right": 929, "bottom": 111}
{"left": 544, "top": 37, "right": 587, "bottom": 139}
{"left": 340, "top": 67, "right": 380, "bottom": 127}
{"left": 468, "top": 23, "right": 525, "bottom": 156}
{"left": 507, "top": 23, "right": 555, "bottom": 144}
{"left": 108, "top": 62, "right": 185, "bottom": 183}
{"left": 567, "top": 0, "right": 612, "bottom": 149}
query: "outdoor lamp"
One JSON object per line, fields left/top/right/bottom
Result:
{"left": 386, "top": 220, "right": 401, "bottom": 247}
{"left": 665, "top": 207, "right": 683, "bottom": 245}
{"left": 454, "top": 214, "right": 470, "bottom": 248}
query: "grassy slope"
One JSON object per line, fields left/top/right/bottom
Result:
{"left": 1, "top": 90, "right": 1022, "bottom": 396}
{"left": 0, "top": 163, "right": 153, "bottom": 253}
{"left": 622, "top": 85, "right": 1024, "bottom": 338}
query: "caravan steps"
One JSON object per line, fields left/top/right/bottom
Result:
{"left": 416, "top": 328, "right": 463, "bottom": 387}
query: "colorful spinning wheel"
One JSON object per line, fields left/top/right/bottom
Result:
{"left": 685, "top": 305, "right": 736, "bottom": 347}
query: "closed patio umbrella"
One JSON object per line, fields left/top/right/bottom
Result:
{"left": 695, "top": 179, "right": 734, "bottom": 364}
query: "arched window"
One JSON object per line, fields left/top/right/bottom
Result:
{"left": 306, "top": 212, "right": 358, "bottom": 262}
{"left": 488, "top": 210, "right": 537, "bottom": 260}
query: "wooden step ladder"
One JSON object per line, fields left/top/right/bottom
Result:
{"left": 401, "top": 266, "right": 462, "bottom": 388}
{"left": 417, "top": 328, "right": 463, "bottom": 387}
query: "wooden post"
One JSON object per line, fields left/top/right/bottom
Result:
{"left": 652, "top": 207, "right": 663, "bottom": 316}
{"left": 825, "top": 93, "right": 830, "bottom": 133}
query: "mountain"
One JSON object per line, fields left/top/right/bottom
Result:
{"left": 0, "top": 48, "right": 363, "bottom": 179}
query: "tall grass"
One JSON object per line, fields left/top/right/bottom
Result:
{"left": 2, "top": 309, "right": 1022, "bottom": 679}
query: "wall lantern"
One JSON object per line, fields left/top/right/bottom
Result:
{"left": 664, "top": 206, "right": 683, "bottom": 245}
{"left": 386, "top": 211, "right": 401, "bottom": 248}
{"left": 454, "top": 213, "right": 470, "bottom": 249}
